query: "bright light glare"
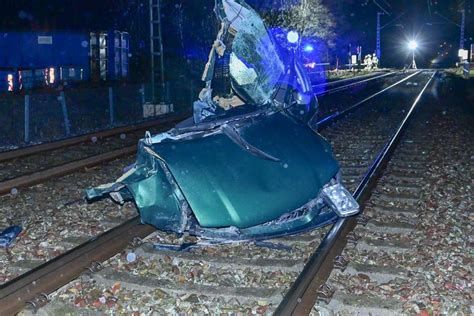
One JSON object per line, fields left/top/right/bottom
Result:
{"left": 303, "top": 44, "right": 314, "bottom": 52}
{"left": 287, "top": 31, "right": 299, "bottom": 44}
{"left": 408, "top": 40, "right": 418, "bottom": 50}
{"left": 49, "top": 68, "right": 55, "bottom": 84}
{"left": 7, "top": 74, "right": 13, "bottom": 92}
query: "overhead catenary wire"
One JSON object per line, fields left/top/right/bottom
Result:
{"left": 372, "top": 0, "right": 391, "bottom": 16}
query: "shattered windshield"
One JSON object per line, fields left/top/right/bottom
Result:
{"left": 220, "top": 0, "right": 285, "bottom": 105}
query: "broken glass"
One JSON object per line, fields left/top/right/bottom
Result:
{"left": 218, "top": 0, "right": 285, "bottom": 105}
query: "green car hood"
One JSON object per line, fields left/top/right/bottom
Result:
{"left": 155, "top": 112, "right": 338, "bottom": 228}
{"left": 87, "top": 112, "right": 339, "bottom": 231}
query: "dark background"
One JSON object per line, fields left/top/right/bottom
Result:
{"left": 0, "top": 0, "right": 472, "bottom": 79}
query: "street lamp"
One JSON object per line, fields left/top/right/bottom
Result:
{"left": 408, "top": 40, "right": 418, "bottom": 69}
{"left": 287, "top": 31, "right": 299, "bottom": 44}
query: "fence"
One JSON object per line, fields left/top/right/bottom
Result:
{"left": 0, "top": 80, "right": 199, "bottom": 149}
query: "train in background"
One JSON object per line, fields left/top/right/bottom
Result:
{"left": 0, "top": 30, "right": 130, "bottom": 92}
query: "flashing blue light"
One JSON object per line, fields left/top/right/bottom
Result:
{"left": 303, "top": 44, "right": 314, "bottom": 52}
{"left": 287, "top": 31, "right": 299, "bottom": 44}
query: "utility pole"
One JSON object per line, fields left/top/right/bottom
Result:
{"left": 459, "top": 9, "right": 465, "bottom": 50}
{"left": 376, "top": 12, "right": 383, "bottom": 61}
{"left": 411, "top": 50, "right": 417, "bottom": 69}
{"left": 434, "top": 9, "right": 466, "bottom": 52}
{"left": 149, "top": 0, "right": 165, "bottom": 103}
{"left": 376, "top": 12, "right": 404, "bottom": 66}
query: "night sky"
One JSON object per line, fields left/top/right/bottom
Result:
{"left": 0, "top": 0, "right": 472, "bottom": 69}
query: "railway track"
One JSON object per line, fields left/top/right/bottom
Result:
{"left": 0, "top": 70, "right": 445, "bottom": 314}
{"left": 275, "top": 71, "right": 437, "bottom": 314}
{"left": 316, "top": 71, "right": 420, "bottom": 120}
{"left": 314, "top": 71, "right": 397, "bottom": 96}
{"left": 0, "top": 72, "right": 415, "bottom": 282}
{"left": 0, "top": 114, "right": 187, "bottom": 192}
{"left": 312, "top": 71, "right": 392, "bottom": 90}
{"left": 309, "top": 75, "right": 473, "bottom": 315}
{"left": 0, "top": 114, "right": 187, "bottom": 162}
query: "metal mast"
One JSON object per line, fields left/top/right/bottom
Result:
{"left": 376, "top": 12, "right": 383, "bottom": 61}
{"left": 411, "top": 50, "right": 417, "bottom": 69}
{"left": 459, "top": 9, "right": 465, "bottom": 50}
{"left": 149, "top": 0, "right": 165, "bottom": 103}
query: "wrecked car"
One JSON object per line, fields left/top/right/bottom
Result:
{"left": 86, "top": 0, "right": 359, "bottom": 241}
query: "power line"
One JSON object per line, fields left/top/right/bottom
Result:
{"left": 372, "top": 0, "right": 391, "bottom": 16}
{"left": 381, "top": 12, "right": 405, "bottom": 29}
{"left": 381, "top": 0, "right": 392, "bottom": 9}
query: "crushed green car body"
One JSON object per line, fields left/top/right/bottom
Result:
{"left": 87, "top": 111, "right": 340, "bottom": 237}
{"left": 86, "top": 0, "right": 358, "bottom": 241}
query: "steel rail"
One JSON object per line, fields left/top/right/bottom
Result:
{"left": 0, "top": 116, "right": 185, "bottom": 196}
{"left": 0, "top": 217, "right": 155, "bottom": 315}
{"left": 275, "top": 71, "right": 437, "bottom": 315}
{"left": 315, "top": 71, "right": 397, "bottom": 96}
{"left": 0, "top": 113, "right": 188, "bottom": 164}
{"left": 312, "top": 71, "right": 390, "bottom": 89}
{"left": 317, "top": 70, "right": 422, "bottom": 129}
{"left": 0, "top": 145, "right": 137, "bottom": 196}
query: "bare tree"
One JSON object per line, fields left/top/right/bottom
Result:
{"left": 261, "top": 0, "right": 336, "bottom": 45}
